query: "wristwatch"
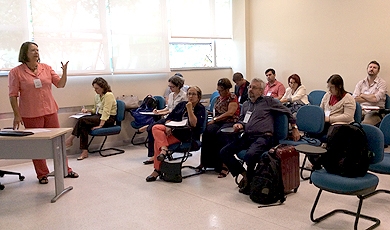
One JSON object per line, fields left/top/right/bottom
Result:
{"left": 292, "top": 124, "right": 298, "bottom": 129}
{"left": 213, "top": 117, "right": 217, "bottom": 122}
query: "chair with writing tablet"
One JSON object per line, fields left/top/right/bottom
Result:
{"left": 87, "top": 100, "right": 126, "bottom": 157}
{"left": 160, "top": 109, "right": 208, "bottom": 180}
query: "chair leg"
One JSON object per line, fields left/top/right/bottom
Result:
{"left": 130, "top": 132, "right": 148, "bottom": 146}
{"left": 88, "top": 136, "right": 125, "bottom": 157}
{"left": 300, "top": 154, "right": 312, "bottom": 180}
{"left": 310, "top": 189, "right": 381, "bottom": 230}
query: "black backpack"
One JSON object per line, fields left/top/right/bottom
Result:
{"left": 250, "top": 149, "right": 286, "bottom": 207}
{"left": 322, "top": 123, "right": 371, "bottom": 177}
{"left": 141, "top": 95, "right": 158, "bottom": 110}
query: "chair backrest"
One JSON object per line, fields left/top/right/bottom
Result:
{"left": 296, "top": 105, "right": 324, "bottom": 134}
{"left": 379, "top": 114, "right": 390, "bottom": 145}
{"left": 209, "top": 96, "right": 218, "bottom": 112}
{"left": 199, "top": 107, "right": 208, "bottom": 135}
{"left": 362, "top": 124, "right": 384, "bottom": 164}
{"left": 153, "top": 96, "right": 166, "bottom": 110}
{"left": 210, "top": 91, "right": 219, "bottom": 103}
{"left": 116, "top": 100, "right": 126, "bottom": 126}
{"left": 354, "top": 102, "right": 362, "bottom": 123}
{"left": 385, "top": 94, "right": 390, "bottom": 109}
{"left": 273, "top": 112, "right": 288, "bottom": 141}
{"left": 308, "top": 90, "right": 326, "bottom": 106}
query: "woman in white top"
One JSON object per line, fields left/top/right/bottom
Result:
{"left": 280, "top": 74, "right": 309, "bottom": 115}
{"left": 142, "top": 75, "right": 187, "bottom": 164}
{"left": 153, "top": 75, "right": 187, "bottom": 116}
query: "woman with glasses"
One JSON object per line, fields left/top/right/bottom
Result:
{"left": 146, "top": 86, "right": 206, "bottom": 182}
{"left": 195, "top": 78, "right": 240, "bottom": 178}
{"left": 8, "top": 41, "right": 78, "bottom": 184}
{"left": 142, "top": 75, "right": 187, "bottom": 165}
{"left": 280, "top": 74, "right": 309, "bottom": 115}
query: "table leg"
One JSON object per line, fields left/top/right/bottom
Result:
{"left": 51, "top": 135, "right": 73, "bottom": 203}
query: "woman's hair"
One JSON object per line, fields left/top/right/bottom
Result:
{"left": 92, "top": 77, "right": 112, "bottom": 94}
{"left": 288, "top": 74, "right": 302, "bottom": 87}
{"left": 217, "top": 78, "right": 233, "bottom": 90}
{"left": 327, "top": 74, "right": 346, "bottom": 100}
{"left": 18, "top": 41, "right": 40, "bottom": 63}
{"left": 168, "top": 75, "right": 185, "bottom": 89}
{"left": 187, "top": 86, "right": 202, "bottom": 100}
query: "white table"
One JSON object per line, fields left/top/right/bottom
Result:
{"left": 0, "top": 128, "right": 73, "bottom": 203}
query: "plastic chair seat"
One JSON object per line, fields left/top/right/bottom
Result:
{"left": 311, "top": 169, "right": 379, "bottom": 195}
{"left": 369, "top": 152, "right": 390, "bottom": 174}
{"left": 90, "top": 126, "right": 121, "bottom": 136}
{"left": 279, "top": 139, "right": 322, "bottom": 147}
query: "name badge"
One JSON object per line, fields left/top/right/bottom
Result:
{"left": 325, "top": 110, "right": 330, "bottom": 117}
{"left": 33, "top": 79, "right": 42, "bottom": 88}
{"left": 364, "top": 91, "right": 370, "bottom": 94}
{"left": 266, "top": 92, "right": 272, "bottom": 96}
{"left": 243, "top": 111, "right": 252, "bottom": 123}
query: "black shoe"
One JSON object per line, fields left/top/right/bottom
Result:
{"left": 143, "top": 159, "right": 154, "bottom": 165}
{"left": 146, "top": 170, "right": 161, "bottom": 182}
{"left": 239, "top": 185, "right": 251, "bottom": 195}
{"left": 238, "top": 176, "right": 247, "bottom": 189}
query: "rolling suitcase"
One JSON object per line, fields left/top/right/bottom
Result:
{"left": 274, "top": 144, "right": 300, "bottom": 193}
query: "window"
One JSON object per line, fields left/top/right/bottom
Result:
{"left": 0, "top": 0, "right": 232, "bottom": 74}
{"left": 169, "top": 38, "right": 232, "bottom": 68}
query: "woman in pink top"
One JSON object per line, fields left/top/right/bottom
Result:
{"left": 8, "top": 41, "right": 78, "bottom": 184}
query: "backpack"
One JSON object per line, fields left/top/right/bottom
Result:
{"left": 130, "top": 95, "right": 158, "bottom": 127}
{"left": 141, "top": 95, "right": 158, "bottom": 111}
{"left": 250, "top": 148, "right": 286, "bottom": 207}
{"left": 322, "top": 123, "right": 371, "bottom": 177}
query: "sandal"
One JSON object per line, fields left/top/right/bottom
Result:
{"left": 39, "top": 176, "right": 49, "bottom": 184}
{"left": 65, "top": 171, "right": 79, "bottom": 178}
{"left": 218, "top": 167, "right": 229, "bottom": 178}
{"left": 156, "top": 148, "right": 169, "bottom": 161}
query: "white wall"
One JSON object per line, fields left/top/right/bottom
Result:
{"left": 247, "top": 0, "right": 390, "bottom": 93}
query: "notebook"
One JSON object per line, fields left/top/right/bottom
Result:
{"left": 0, "top": 130, "right": 34, "bottom": 136}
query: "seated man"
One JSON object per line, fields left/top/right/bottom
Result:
{"left": 264, "top": 68, "right": 286, "bottom": 100}
{"left": 220, "top": 78, "right": 300, "bottom": 194}
{"left": 232, "top": 72, "right": 250, "bottom": 104}
{"left": 353, "top": 60, "right": 387, "bottom": 125}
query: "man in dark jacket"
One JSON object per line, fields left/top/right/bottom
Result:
{"left": 220, "top": 78, "right": 300, "bottom": 194}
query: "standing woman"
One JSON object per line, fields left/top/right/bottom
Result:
{"left": 8, "top": 41, "right": 78, "bottom": 184}
{"left": 196, "top": 78, "right": 240, "bottom": 177}
{"left": 65, "top": 77, "right": 117, "bottom": 160}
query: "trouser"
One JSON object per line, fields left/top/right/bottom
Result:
{"left": 72, "top": 114, "right": 116, "bottom": 149}
{"left": 152, "top": 124, "right": 180, "bottom": 171}
{"left": 147, "top": 118, "right": 166, "bottom": 157}
{"left": 22, "top": 113, "right": 72, "bottom": 179}
{"left": 220, "top": 133, "right": 273, "bottom": 184}
{"left": 200, "top": 122, "right": 236, "bottom": 171}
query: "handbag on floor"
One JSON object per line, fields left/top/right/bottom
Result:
{"left": 160, "top": 161, "right": 182, "bottom": 183}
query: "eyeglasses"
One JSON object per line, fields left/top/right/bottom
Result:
{"left": 289, "top": 82, "right": 296, "bottom": 85}
{"left": 168, "top": 85, "right": 176, "bottom": 89}
{"left": 187, "top": 93, "right": 198, "bottom": 96}
{"left": 247, "top": 85, "right": 261, "bottom": 90}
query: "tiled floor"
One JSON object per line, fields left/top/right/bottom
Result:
{"left": 1, "top": 145, "right": 390, "bottom": 230}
